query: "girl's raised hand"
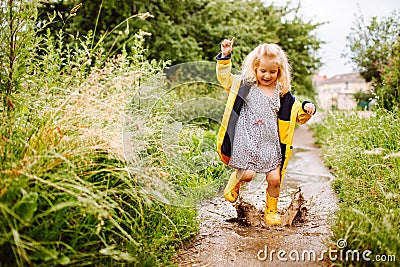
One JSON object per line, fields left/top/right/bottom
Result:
{"left": 221, "top": 37, "right": 236, "bottom": 57}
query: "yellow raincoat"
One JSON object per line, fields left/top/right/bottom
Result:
{"left": 216, "top": 54, "right": 313, "bottom": 181}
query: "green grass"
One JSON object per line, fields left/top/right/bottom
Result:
{"left": 0, "top": 94, "right": 201, "bottom": 266}
{"left": 127, "top": 80, "right": 230, "bottom": 205}
{"left": 0, "top": 33, "right": 225, "bottom": 267}
{"left": 0, "top": 48, "right": 228, "bottom": 267}
{"left": 0, "top": 2, "right": 229, "bottom": 265}
{"left": 313, "top": 109, "right": 399, "bottom": 266}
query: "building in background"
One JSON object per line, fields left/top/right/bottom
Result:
{"left": 315, "top": 72, "right": 372, "bottom": 110}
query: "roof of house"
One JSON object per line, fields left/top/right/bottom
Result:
{"left": 317, "top": 72, "right": 366, "bottom": 85}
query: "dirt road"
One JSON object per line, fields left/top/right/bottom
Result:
{"left": 175, "top": 123, "right": 338, "bottom": 267}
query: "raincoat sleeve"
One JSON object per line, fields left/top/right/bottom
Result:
{"left": 216, "top": 53, "right": 233, "bottom": 92}
{"left": 296, "top": 100, "right": 316, "bottom": 124}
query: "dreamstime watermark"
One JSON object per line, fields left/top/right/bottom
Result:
{"left": 257, "top": 239, "right": 396, "bottom": 263}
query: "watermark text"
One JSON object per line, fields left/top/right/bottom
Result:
{"left": 257, "top": 239, "right": 396, "bottom": 263}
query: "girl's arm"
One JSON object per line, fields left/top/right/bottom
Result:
{"left": 216, "top": 38, "right": 236, "bottom": 91}
{"left": 297, "top": 101, "right": 316, "bottom": 124}
{"left": 216, "top": 54, "right": 233, "bottom": 91}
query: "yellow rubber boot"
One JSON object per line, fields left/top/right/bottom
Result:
{"left": 264, "top": 191, "right": 282, "bottom": 226}
{"left": 223, "top": 171, "right": 242, "bottom": 203}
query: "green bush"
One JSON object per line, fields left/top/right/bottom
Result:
{"left": 375, "top": 37, "right": 400, "bottom": 111}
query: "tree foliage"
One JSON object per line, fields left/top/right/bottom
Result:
{"left": 345, "top": 11, "right": 400, "bottom": 110}
{"left": 345, "top": 11, "right": 400, "bottom": 83}
{"left": 378, "top": 37, "right": 400, "bottom": 110}
{"left": 36, "top": 0, "right": 323, "bottom": 97}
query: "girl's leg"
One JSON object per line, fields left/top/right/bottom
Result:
{"left": 239, "top": 169, "right": 256, "bottom": 182}
{"left": 224, "top": 169, "right": 255, "bottom": 203}
{"left": 266, "top": 167, "right": 281, "bottom": 197}
{"left": 264, "top": 167, "right": 282, "bottom": 225}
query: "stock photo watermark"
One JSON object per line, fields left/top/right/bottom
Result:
{"left": 257, "top": 239, "right": 396, "bottom": 263}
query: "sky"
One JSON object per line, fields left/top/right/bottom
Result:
{"left": 267, "top": 0, "right": 400, "bottom": 78}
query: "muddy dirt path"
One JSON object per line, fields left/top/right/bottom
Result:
{"left": 175, "top": 121, "right": 338, "bottom": 267}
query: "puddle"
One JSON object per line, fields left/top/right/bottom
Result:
{"left": 175, "top": 125, "right": 337, "bottom": 266}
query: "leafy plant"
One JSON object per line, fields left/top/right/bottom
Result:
{"left": 0, "top": 0, "right": 43, "bottom": 108}
{"left": 375, "top": 37, "right": 400, "bottom": 110}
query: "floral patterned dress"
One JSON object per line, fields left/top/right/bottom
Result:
{"left": 228, "top": 84, "right": 281, "bottom": 173}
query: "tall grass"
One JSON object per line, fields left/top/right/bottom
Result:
{"left": 0, "top": 1, "right": 224, "bottom": 266}
{"left": 130, "top": 81, "right": 229, "bottom": 205}
{"left": 313, "top": 109, "right": 399, "bottom": 266}
{"left": 0, "top": 48, "right": 201, "bottom": 266}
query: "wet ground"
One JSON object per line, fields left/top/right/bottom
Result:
{"left": 174, "top": 122, "right": 338, "bottom": 267}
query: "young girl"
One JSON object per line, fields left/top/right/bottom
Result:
{"left": 216, "top": 38, "right": 316, "bottom": 226}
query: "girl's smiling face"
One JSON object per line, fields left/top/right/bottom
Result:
{"left": 255, "top": 56, "right": 279, "bottom": 88}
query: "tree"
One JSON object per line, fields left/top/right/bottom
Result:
{"left": 37, "top": 0, "right": 204, "bottom": 62}
{"left": 36, "top": 0, "right": 323, "bottom": 97}
{"left": 377, "top": 37, "right": 400, "bottom": 110}
{"left": 344, "top": 11, "right": 400, "bottom": 83}
{"left": 277, "top": 4, "right": 324, "bottom": 97}
{"left": 345, "top": 11, "right": 400, "bottom": 110}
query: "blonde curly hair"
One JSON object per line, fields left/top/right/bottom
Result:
{"left": 241, "top": 43, "right": 291, "bottom": 96}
